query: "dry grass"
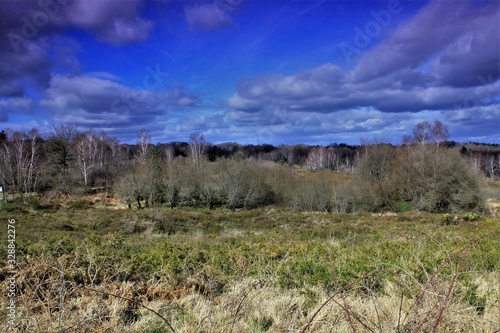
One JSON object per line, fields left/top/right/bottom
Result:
{"left": 2, "top": 267, "right": 498, "bottom": 332}
{"left": 0, "top": 196, "right": 498, "bottom": 332}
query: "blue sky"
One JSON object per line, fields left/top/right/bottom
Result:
{"left": 0, "top": 0, "right": 499, "bottom": 145}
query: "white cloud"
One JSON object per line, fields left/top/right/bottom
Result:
{"left": 0, "top": 97, "right": 33, "bottom": 116}
{"left": 39, "top": 74, "right": 198, "bottom": 129}
{"left": 60, "top": 0, "right": 153, "bottom": 45}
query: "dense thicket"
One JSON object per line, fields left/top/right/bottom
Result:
{"left": 0, "top": 122, "right": 495, "bottom": 213}
{"left": 355, "top": 144, "right": 485, "bottom": 212}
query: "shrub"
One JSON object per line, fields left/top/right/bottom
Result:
{"left": 290, "top": 173, "right": 333, "bottom": 212}
{"left": 354, "top": 143, "right": 397, "bottom": 211}
{"left": 462, "top": 212, "right": 480, "bottom": 222}
{"left": 355, "top": 144, "right": 486, "bottom": 213}
{"left": 441, "top": 214, "right": 459, "bottom": 225}
{"left": 219, "top": 160, "right": 275, "bottom": 210}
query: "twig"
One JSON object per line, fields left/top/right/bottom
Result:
{"left": 432, "top": 241, "right": 472, "bottom": 332}
{"left": 199, "top": 316, "right": 217, "bottom": 333}
{"left": 405, "top": 228, "right": 487, "bottom": 327}
{"left": 300, "top": 270, "right": 382, "bottom": 333}
{"left": 407, "top": 227, "right": 491, "bottom": 333}
{"left": 333, "top": 269, "right": 356, "bottom": 333}
{"left": 75, "top": 284, "right": 176, "bottom": 333}
{"left": 58, "top": 261, "right": 65, "bottom": 331}
{"left": 397, "top": 291, "right": 404, "bottom": 332}
{"left": 330, "top": 298, "right": 376, "bottom": 333}
{"left": 230, "top": 287, "right": 251, "bottom": 332}
{"left": 368, "top": 288, "right": 382, "bottom": 332}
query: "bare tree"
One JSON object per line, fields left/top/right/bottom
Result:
{"left": 355, "top": 143, "right": 397, "bottom": 210}
{"left": 305, "top": 147, "right": 338, "bottom": 171}
{"left": 0, "top": 132, "right": 7, "bottom": 196}
{"left": 0, "top": 132, "right": 15, "bottom": 191}
{"left": 95, "top": 131, "right": 108, "bottom": 168}
{"left": 0, "top": 129, "right": 42, "bottom": 194}
{"left": 164, "top": 144, "right": 175, "bottom": 161}
{"left": 75, "top": 130, "right": 98, "bottom": 188}
{"left": 305, "top": 147, "right": 325, "bottom": 171}
{"left": 412, "top": 120, "right": 449, "bottom": 146}
{"left": 290, "top": 172, "right": 333, "bottom": 212}
{"left": 431, "top": 120, "right": 449, "bottom": 146}
{"left": 45, "top": 124, "right": 79, "bottom": 175}
{"left": 26, "top": 129, "right": 42, "bottom": 193}
{"left": 115, "top": 166, "right": 149, "bottom": 209}
{"left": 486, "top": 155, "right": 496, "bottom": 179}
{"left": 413, "top": 121, "right": 432, "bottom": 145}
{"left": 11, "top": 131, "right": 29, "bottom": 192}
{"left": 278, "top": 144, "right": 293, "bottom": 164}
{"left": 498, "top": 154, "right": 500, "bottom": 178}
{"left": 469, "top": 151, "right": 484, "bottom": 172}
{"left": 135, "top": 129, "right": 151, "bottom": 165}
{"left": 188, "top": 133, "right": 207, "bottom": 164}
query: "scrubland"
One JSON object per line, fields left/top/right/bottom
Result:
{"left": 0, "top": 192, "right": 498, "bottom": 332}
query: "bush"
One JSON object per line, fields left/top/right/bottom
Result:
{"left": 409, "top": 147, "right": 485, "bottom": 213}
{"left": 462, "top": 212, "right": 480, "bottom": 222}
{"left": 355, "top": 144, "right": 486, "bottom": 213}
{"left": 441, "top": 214, "right": 459, "bottom": 225}
{"left": 354, "top": 143, "right": 398, "bottom": 211}
{"left": 219, "top": 160, "right": 275, "bottom": 210}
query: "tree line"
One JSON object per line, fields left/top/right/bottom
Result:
{"left": 0, "top": 121, "right": 496, "bottom": 213}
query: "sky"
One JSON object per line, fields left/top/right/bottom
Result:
{"left": 0, "top": 0, "right": 499, "bottom": 145}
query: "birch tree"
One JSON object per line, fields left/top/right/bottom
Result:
{"left": 75, "top": 130, "right": 98, "bottom": 188}
{"left": 188, "top": 133, "right": 207, "bottom": 164}
{"left": 135, "top": 129, "right": 151, "bottom": 165}
{"left": 26, "top": 129, "right": 42, "bottom": 193}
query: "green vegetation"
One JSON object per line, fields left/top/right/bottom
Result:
{"left": 0, "top": 196, "right": 498, "bottom": 332}
{"left": 0, "top": 122, "right": 498, "bottom": 331}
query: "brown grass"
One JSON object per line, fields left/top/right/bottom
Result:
{"left": 0, "top": 194, "right": 498, "bottom": 332}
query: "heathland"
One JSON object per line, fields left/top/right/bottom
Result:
{"left": 0, "top": 121, "right": 499, "bottom": 332}
{"left": 0, "top": 180, "right": 498, "bottom": 332}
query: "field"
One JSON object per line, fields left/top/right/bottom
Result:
{"left": 1, "top": 193, "right": 499, "bottom": 332}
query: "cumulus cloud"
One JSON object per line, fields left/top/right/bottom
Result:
{"left": 351, "top": 0, "right": 499, "bottom": 84}
{"left": 0, "top": 39, "right": 52, "bottom": 97}
{"left": 0, "top": 0, "right": 151, "bottom": 100}
{"left": 442, "top": 105, "right": 500, "bottom": 142}
{"left": 223, "top": 0, "right": 499, "bottom": 143}
{"left": 166, "top": 84, "right": 199, "bottom": 107}
{"left": 0, "top": 97, "right": 33, "bottom": 122}
{"left": 60, "top": 0, "right": 153, "bottom": 45}
{"left": 228, "top": 0, "right": 499, "bottom": 118}
{"left": 433, "top": 8, "right": 500, "bottom": 87}
{"left": 229, "top": 64, "right": 499, "bottom": 115}
{"left": 0, "top": 0, "right": 153, "bottom": 48}
{"left": 39, "top": 74, "right": 199, "bottom": 129}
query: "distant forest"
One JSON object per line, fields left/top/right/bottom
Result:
{"left": 0, "top": 121, "right": 498, "bottom": 213}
